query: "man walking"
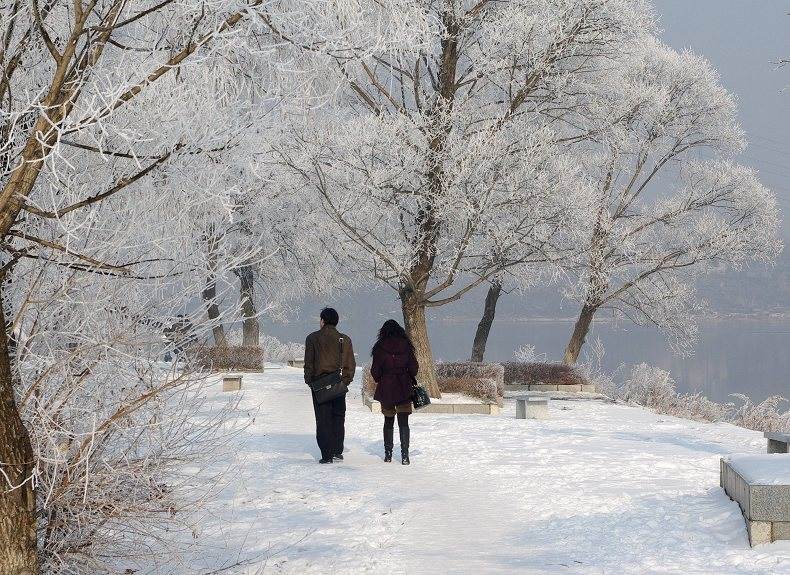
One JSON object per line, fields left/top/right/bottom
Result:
{"left": 304, "top": 308, "right": 356, "bottom": 464}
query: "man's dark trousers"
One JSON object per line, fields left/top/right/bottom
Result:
{"left": 312, "top": 392, "right": 346, "bottom": 460}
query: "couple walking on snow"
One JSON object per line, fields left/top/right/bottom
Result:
{"left": 304, "top": 308, "right": 418, "bottom": 466}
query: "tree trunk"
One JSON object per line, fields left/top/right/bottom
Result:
{"left": 563, "top": 303, "right": 597, "bottom": 365}
{"left": 202, "top": 235, "right": 227, "bottom": 347}
{"left": 400, "top": 290, "right": 441, "bottom": 398}
{"left": 237, "top": 264, "right": 259, "bottom": 347}
{"left": 203, "top": 277, "right": 227, "bottom": 347}
{"left": 0, "top": 289, "right": 38, "bottom": 574}
{"left": 470, "top": 281, "right": 502, "bottom": 362}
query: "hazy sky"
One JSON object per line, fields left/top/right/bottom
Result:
{"left": 657, "top": 0, "right": 790, "bottom": 240}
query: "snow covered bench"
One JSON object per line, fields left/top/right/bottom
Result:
{"left": 222, "top": 374, "right": 243, "bottom": 392}
{"left": 288, "top": 357, "right": 305, "bottom": 368}
{"left": 720, "top": 454, "right": 790, "bottom": 546}
{"left": 765, "top": 431, "right": 790, "bottom": 454}
{"left": 515, "top": 396, "right": 549, "bottom": 420}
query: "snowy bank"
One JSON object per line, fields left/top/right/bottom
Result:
{"left": 179, "top": 367, "right": 790, "bottom": 574}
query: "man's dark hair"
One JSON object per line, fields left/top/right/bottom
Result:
{"left": 320, "top": 307, "right": 339, "bottom": 326}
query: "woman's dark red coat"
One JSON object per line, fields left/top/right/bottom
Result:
{"left": 371, "top": 336, "right": 419, "bottom": 406}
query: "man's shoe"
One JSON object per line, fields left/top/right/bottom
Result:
{"left": 401, "top": 451, "right": 410, "bottom": 465}
{"left": 319, "top": 457, "right": 333, "bottom": 464}
{"left": 384, "top": 448, "right": 392, "bottom": 462}
{"left": 333, "top": 454, "right": 344, "bottom": 461}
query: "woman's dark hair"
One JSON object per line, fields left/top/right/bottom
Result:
{"left": 371, "top": 319, "right": 415, "bottom": 355}
{"left": 320, "top": 307, "right": 339, "bottom": 326}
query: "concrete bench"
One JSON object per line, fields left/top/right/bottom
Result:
{"left": 720, "top": 454, "right": 790, "bottom": 546}
{"left": 222, "top": 374, "right": 243, "bottom": 392}
{"left": 515, "top": 396, "right": 549, "bottom": 420}
{"left": 765, "top": 432, "right": 790, "bottom": 454}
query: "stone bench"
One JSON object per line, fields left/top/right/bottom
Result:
{"left": 222, "top": 374, "right": 243, "bottom": 392}
{"left": 515, "top": 396, "right": 549, "bottom": 420}
{"left": 720, "top": 454, "right": 790, "bottom": 546}
{"left": 765, "top": 432, "right": 790, "bottom": 454}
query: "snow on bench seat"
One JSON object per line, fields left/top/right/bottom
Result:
{"left": 720, "top": 454, "right": 790, "bottom": 546}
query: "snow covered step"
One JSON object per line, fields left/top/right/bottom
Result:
{"left": 765, "top": 432, "right": 790, "bottom": 454}
{"left": 720, "top": 454, "right": 790, "bottom": 546}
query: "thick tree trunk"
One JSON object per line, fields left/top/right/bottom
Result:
{"left": 400, "top": 290, "right": 441, "bottom": 398}
{"left": 470, "top": 281, "right": 502, "bottom": 362}
{"left": 202, "top": 236, "right": 227, "bottom": 347}
{"left": 237, "top": 264, "right": 259, "bottom": 347}
{"left": 0, "top": 290, "right": 38, "bottom": 574}
{"left": 563, "top": 303, "right": 598, "bottom": 365}
{"left": 203, "top": 277, "right": 227, "bottom": 347}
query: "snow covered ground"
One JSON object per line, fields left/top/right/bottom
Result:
{"left": 186, "top": 366, "right": 790, "bottom": 574}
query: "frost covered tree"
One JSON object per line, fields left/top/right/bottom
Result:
{"left": 272, "top": 0, "right": 653, "bottom": 396}
{"left": 0, "top": 1, "right": 300, "bottom": 571}
{"left": 561, "top": 39, "right": 783, "bottom": 364}
{"left": 205, "top": 168, "right": 356, "bottom": 348}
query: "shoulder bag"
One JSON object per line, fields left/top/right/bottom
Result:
{"left": 309, "top": 337, "right": 348, "bottom": 404}
{"left": 411, "top": 376, "right": 431, "bottom": 409}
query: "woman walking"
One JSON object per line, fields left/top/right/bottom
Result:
{"left": 370, "top": 319, "right": 418, "bottom": 465}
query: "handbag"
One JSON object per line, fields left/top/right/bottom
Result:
{"left": 309, "top": 337, "right": 348, "bottom": 404}
{"left": 411, "top": 379, "right": 431, "bottom": 410}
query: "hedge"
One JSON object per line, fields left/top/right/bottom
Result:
{"left": 195, "top": 345, "right": 265, "bottom": 372}
{"left": 501, "top": 362, "right": 588, "bottom": 387}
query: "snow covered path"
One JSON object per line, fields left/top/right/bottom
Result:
{"left": 193, "top": 367, "right": 790, "bottom": 574}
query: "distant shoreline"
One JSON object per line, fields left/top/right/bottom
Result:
{"left": 435, "top": 313, "right": 790, "bottom": 324}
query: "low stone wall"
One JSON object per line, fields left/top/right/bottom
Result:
{"left": 436, "top": 362, "right": 504, "bottom": 402}
{"left": 362, "top": 392, "right": 500, "bottom": 415}
{"left": 504, "top": 383, "right": 597, "bottom": 393}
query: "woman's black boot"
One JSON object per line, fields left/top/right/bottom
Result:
{"left": 383, "top": 417, "right": 394, "bottom": 462}
{"left": 399, "top": 421, "right": 410, "bottom": 465}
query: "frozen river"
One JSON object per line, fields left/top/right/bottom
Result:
{"left": 267, "top": 313, "right": 789, "bottom": 404}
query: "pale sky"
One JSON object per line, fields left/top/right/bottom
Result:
{"left": 657, "top": 0, "right": 790, "bottom": 240}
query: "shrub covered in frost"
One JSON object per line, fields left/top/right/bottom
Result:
{"left": 438, "top": 377, "right": 499, "bottom": 403}
{"left": 260, "top": 335, "right": 305, "bottom": 363}
{"left": 513, "top": 344, "right": 547, "bottom": 363}
{"left": 730, "top": 394, "right": 790, "bottom": 432}
{"left": 618, "top": 363, "right": 677, "bottom": 407}
{"left": 195, "top": 345, "right": 265, "bottom": 372}
{"left": 361, "top": 365, "right": 377, "bottom": 397}
{"left": 436, "top": 362, "right": 504, "bottom": 401}
{"left": 608, "top": 363, "right": 789, "bottom": 432}
{"left": 502, "top": 362, "right": 588, "bottom": 387}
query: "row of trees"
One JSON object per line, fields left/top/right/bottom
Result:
{"left": 0, "top": 1, "right": 781, "bottom": 572}
{"left": 264, "top": 1, "right": 780, "bottom": 396}
{"left": 0, "top": 1, "right": 344, "bottom": 572}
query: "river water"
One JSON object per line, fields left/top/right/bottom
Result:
{"left": 266, "top": 309, "right": 789, "bottom": 404}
